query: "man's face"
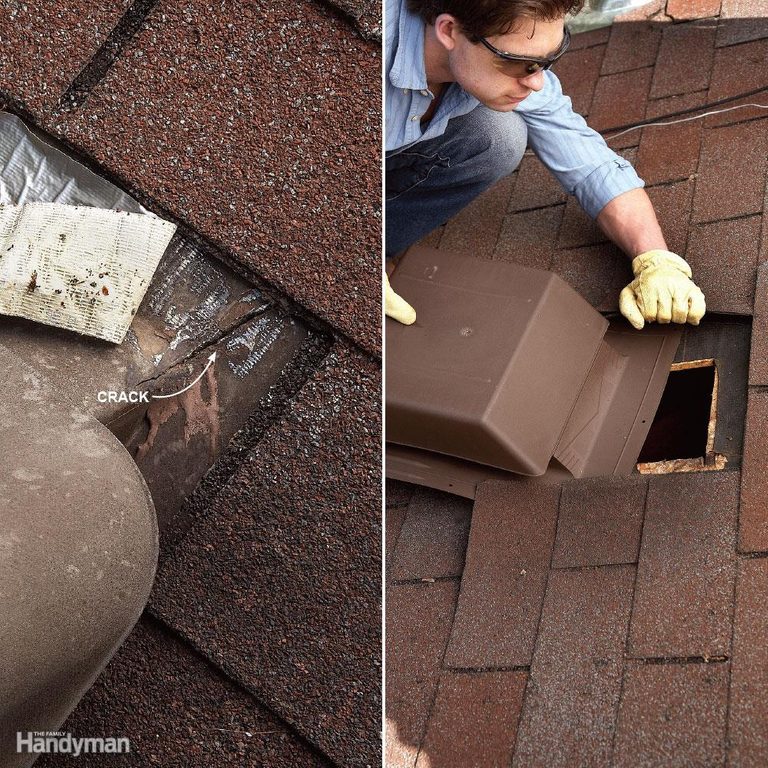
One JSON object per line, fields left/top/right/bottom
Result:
{"left": 440, "top": 15, "right": 566, "bottom": 111}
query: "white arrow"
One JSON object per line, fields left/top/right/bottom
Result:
{"left": 151, "top": 351, "right": 217, "bottom": 400}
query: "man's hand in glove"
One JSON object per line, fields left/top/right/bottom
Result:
{"left": 619, "top": 250, "right": 706, "bottom": 330}
{"left": 384, "top": 273, "right": 416, "bottom": 325}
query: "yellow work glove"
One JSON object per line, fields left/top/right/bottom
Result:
{"left": 384, "top": 273, "right": 416, "bottom": 325}
{"left": 619, "top": 250, "right": 706, "bottom": 330}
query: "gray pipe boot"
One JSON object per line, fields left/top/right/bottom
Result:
{"left": 0, "top": 398, "right": 158, "bottom": 767}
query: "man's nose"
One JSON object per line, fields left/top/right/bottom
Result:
{"left": 519, "top": 69, "right": 545, "bottom": 92}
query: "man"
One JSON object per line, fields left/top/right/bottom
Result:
{"left": 384, "top": 0, "right": 706, "bottom": 331}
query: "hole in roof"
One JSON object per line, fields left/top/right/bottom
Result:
{"left": 637, "top": 359, "right": 725, "bottom": 474}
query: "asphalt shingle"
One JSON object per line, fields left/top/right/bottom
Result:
{"left": 149, "top": 342, "right": 381, "bottom": 766}
{"left": 417, "top": 671, "right": 527, "bottom": 768}
{"left": 443, "top": 481, "right": 560, "bottom": 669}
{"left": 553, "top": 476, "right": 647, "bottom": 568}
{"left": 513, "top": 566, "right": 635, "bottom": 768}
{"left": 728, "top": 557, "right": 768, "bottom": 767}
{"left": 556, "top": 43, "right": 605, "bottom": 116}
{"left": 386, "top": 581, "right": 459, "bottom": 768}
{"left": 613, "top": 661, "right": 729, "bottom": 767}
{"left": 749, "top": 262, "right": 768, "bottom": 386}
{"left": 0, "top": 1, "right": 132, "bottom": 116}
{"left": 685, "top": 215, "right": 761, "bottom": 315}
{"left": 549, "top": 242, "right": 632, "bottom": 312}
{"left": 391, "top": 488, "right": 472, "bottom": 582}
{"left": 692, "top": 120, "right": 768, "bottom": 225}
{"left": 739, "top": 390, "right": 768, "bottom": 552}
{"left": 50, "top": 0, "right": 381, "bottom": 354}
{"left": 667, "top": 0, "right": 722, "bottom": 20}
{"left": 601, "top": 21, "right": 661, "bottom": 75}
{"left": 507, "top": 154, "right": 568, "bottom": 212}
{"left": 439, "top": 174, "right": 516, "bottom": 258}
{"left": 628, "top": 471, "right": 738, "bottom": 659}
{"left": 494, "top": 205, "right": 564, "bottom": 269}
{"left": 650, "top": 22, "right": 717, "bottom": 99}
{"left": 589, "top": 67, "right": 654, "bottom": 131}
{"left": 39, "top": 618, "right": 330, "bottom": 768}
{"left": 634, "top": 121, "right": 701, "bottom": 187}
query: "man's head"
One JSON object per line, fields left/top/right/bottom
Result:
{"left": 407, "top": 0, "right": 585, "bottom": 39}
{"left": 413, "top": 0, "right": 585, "bottom": 111}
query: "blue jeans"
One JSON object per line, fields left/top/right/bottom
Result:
{"left": 385, "top": 106, "right": 528, "bottom": 257}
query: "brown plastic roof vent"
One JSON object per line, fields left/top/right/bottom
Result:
{"left": 386, "top": 246, "right": 682, "bottom": 498}
{"left": 386, "top": 246, "right": 607, "bottom": 476}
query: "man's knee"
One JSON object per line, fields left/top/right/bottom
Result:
{"left": 457, "top": 107, "right": 528, "bottom": 181}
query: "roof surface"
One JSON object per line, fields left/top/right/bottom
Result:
{"left": 0, "top": 1, "right": 381, "bottom": 765}
{"left": 386, "top": 1, "right": 768, "bottom": 765}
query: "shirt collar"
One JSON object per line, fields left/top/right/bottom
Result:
{"left": 389, "top": 0, "right": 429, "bottom": 91}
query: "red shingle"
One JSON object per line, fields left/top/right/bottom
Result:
{"left": 635, "top": 121, "right": 701, "bottom": 186}
{"left": 749, "top": 262, "right": 768, "bottom": 386}
{"left": 613, "top": 661, "right": 729, "bottom": 767}
{"left": 387, "top": 479, "right": 416, "bottom": 509}
{"left": 628, "top": 471, "right": 739, "bottom": 658}
{"left": 52, "top": 0, "right": 381, "bottom": 353}
{"left": 692, "top": 120, "right": 768, "bottom": 224}
{"left": 645, "top": 90, "right": 710, "bottom": 120}
{"left": 148, "top": 343, "right": 381, "bottom": 765}
{"left": 716, "top": 4, "right": 768, "bottom": 46}
{"left": 556, "top": 43, "right": 605, "bottom": 116}
{"left": 650, "top": 22, "right": 717, "bottom": 99}
{"left": 553, "top": 476, "right": 647, "bottom": 568}
{"left": 601, "top": 21, "right": 661, "bottom": 75}
{"left": 512, "top": 566, "right": 635, "bottom": 768}
{"left": 647, "top": 178, "right": 695, "bottom": 256}
{"left": 508, "top": 154, "right": 568, "bottom": 212}
{"left": 386, "top": 581, "right": 460, "bottom": 768}
{"left": 728, "top": 557, "right": 768, "bottom": 767}
{"left": 387, "top": 505, "right": 409, "bottom": 581}
{"left": 549, "top": 242, "right": 632, "bottom": 313}
{"left": 494, "top": 205, "right": 565, "bottom": 270}
{"left": 709, "top": 38, "right": 768, "bottom": 101}
{"left": 667, "top": 0, "right": 722, "bottom": 19}
{"left": 739, "top": 390, "right": 768, "bottom": 552}
{"left": 589, "top": 67, "right": 654, "bottom": 131}
{"left": 417, "top": 671, "right": 527, "bottom": 768}
{"left": 685, "top": 214, "right": 761, "bottom": 315}
{"left": 557, "top": 196, "right": 609, "bottom": 249}
{"left": 440, "top": 175, "right": 517, "bottom": 258}
{"left": 0, "top": 1, "right": 132, "bottom": 116}
{"left": 443, "top": 481, "right": 560, "bottom": 669}
{"left": 391, "top": 488, "right": 472, "bottom": 581}
{"left": 704, "top": 94, "right": 768, "bottom": 129}
{"left": 569, "top": 27, "right": 610, "bottom": 51}
{"left": 39, "top": 619, "right": 330, "bottom": 767}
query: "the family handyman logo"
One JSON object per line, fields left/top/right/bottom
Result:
{"left": 17, "top": 731, "right": 130, "bottom": 756}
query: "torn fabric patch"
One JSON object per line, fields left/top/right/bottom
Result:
{"left": 0, "top": 202, "right": 176, "bottom": 344}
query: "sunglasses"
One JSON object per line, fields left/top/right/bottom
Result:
{"left": 476, "top": 27, "right": 571, "bottom": 77}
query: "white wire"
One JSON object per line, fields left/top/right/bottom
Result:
{"left": 606, "top": 102, "right": 768, "bottom": 141}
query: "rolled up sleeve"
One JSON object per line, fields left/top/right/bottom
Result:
{"left": 518, "top": 71, "right": 645, "bottom": 219}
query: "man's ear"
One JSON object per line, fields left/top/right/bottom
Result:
{"left": 433, "top": 13, "right": 461, "bottom": 51}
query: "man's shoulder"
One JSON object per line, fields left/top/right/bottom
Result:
{"left": 516, "top": 71, "right": 563, "bottom": 114}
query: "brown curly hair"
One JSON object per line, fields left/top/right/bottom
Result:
{"left": 406, "top": 0, "right": 585, "bottom": 38}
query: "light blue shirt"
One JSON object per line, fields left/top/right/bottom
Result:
{"left": 385, "top": 0, "right": 645, "bottom": 219}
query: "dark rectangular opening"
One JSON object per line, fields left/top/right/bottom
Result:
{"left": 637, "top": 361, "right": 716, "bottom": 466}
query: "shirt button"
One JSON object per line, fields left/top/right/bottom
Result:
{"left": 419, "top": 89, "right": 429, "bottom": 96}
{"left": 403, "top": 88, "right": 409, "bottom": 94}
{"left": 410, "top": 115, "right": 419, "bottom": 121}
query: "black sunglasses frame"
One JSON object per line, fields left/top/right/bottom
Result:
{"left": 476, "top": 27, "right": 571, "bottom": 75}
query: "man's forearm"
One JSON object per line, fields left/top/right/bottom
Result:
{"left": 596, "top": 188, "right": 667, "bottom": 258}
